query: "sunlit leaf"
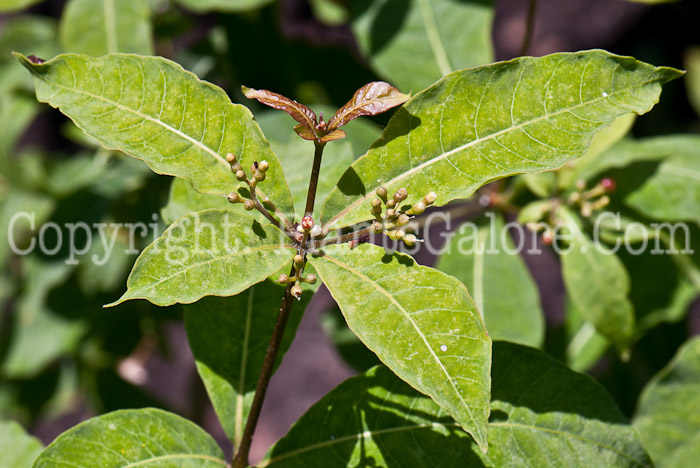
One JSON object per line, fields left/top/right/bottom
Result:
{"left": 184, "top": 280, "right": 310, "bottom": 446}
{"left": 242, "top": 86, "right": 318, "bottom": 141}
{"left": 321, "top": 51, "right": 681, "bottom": 230}
{"left": 59, "top": 0, "right": 153, "bottom": 56}
{"left": 15, "top": 53, "right": 295, "bottom": 220}
{"left": 107, "top": 209, "right": 295, "bottom": 307}
{"left": 634, "top": 337, "right": 700, "bottom": 468}
{"left": 262, "top": 342, "right": 651, "bottom": 468}
{"left": 0, "top": 0, "right": 43, "bottom": 13}
{"left": 436, "top": 213, "right": 545, "bottom": 347}
{"left": 558, "top": 207, "right": 635, "bottom": 344}
{"left": 308, "top": 243, "right": 491, "bottom": 450}
{"left": 0, "top": 420, "right": 42, "bottom": 468}
{"left": 32, "top": 408, "right": 227, "bottom": 467}
{"left": 173, "top": 0, "right": 272, "bottom": 13}
{"left": 351, "top": 0, "right": 494, "bottom": 92}
{"left": 686, "top": 46, "right": 700, "bottom": 117}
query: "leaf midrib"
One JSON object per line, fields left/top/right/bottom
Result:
{"left": 315, "top": 253, "right": 484, "bottom": 443}
{"left": 324, "top": 77, "right": 660, "bottom": 228}
{"left": 103, "top": 0, "right": 117, "bottom": 54}
{"left": 417, "top": 0, "right": 451, "bottom": 76}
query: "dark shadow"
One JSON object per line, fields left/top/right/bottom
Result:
{"left": 369, "top": 107, "right": 422, "bottom": 149}
{"left": 335, "top": 166, "right": 366, "bottom": 197}
{"left": 380, "top": 251, "right": 415, "bottom": 267}
{"left": 251, "top": 219, "right": 267, "bottom": 239}
{"left": 366, "top": 0, "right": 411, "bottom": 55}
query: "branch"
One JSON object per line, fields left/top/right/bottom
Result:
{"left": 520, "top": 0, "right": 539, "bottom": 57}
{"left": 304, "top": 141, "right": 326, "bottom": 217}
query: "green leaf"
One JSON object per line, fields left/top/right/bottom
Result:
{"left": 0, "top": 0, "right": 43, "bottom": 12}
{"left": 262, "top": 342, "right": 651, "bottom": 468}
{"left": 634, "top": 337, "right": 700, "bottom": 468}
{"left": 564, "top": 298, "right": 609, "bottom": 372}
{"left": 558, "top": 207, "right": 635, "bottom": 344}
{"left": 160, "top": 177, "right": 256, "bottom": 225}
{"left": 321, "top": 51, "right": 682, "bottom": 230}
{"left": 173, "top": 0, "right": 272, "bottom": 12}
{"left": 309, "top": 0, "right": 348, "bottom": 25}
{"left": 624, "top": 137, "right": 700, "bottom": 226}
{"left": 0, "top": 420, "right": 42, "bottom": 468}
{"left": 32, "top": 408, "right": 227, "bottom": 467}
{"left": 351, "top": 0, "right": 494, "bottom": 93}
{"left": 308, "top": 243, "right": 491, "bottom": 450}
{"left": 184, "top": 280, "right": 310, "bottom": 446}
{"left": 686, "top": 46, "right": 700, "bottom": 117}
{"left": 59, "top": 0, "right": 153, "bottom": 56}
{"left": 15, "top": 53, "right": 295, "bottom": 221}
{"left": 257, "top": 107, "right": 381, "bottom": 220}
{"left": 0, "top": 94, "right": 40, "bottom": 169}
{"left": 2, "top": 258, "right": 84, "bottom": 378}
{"left": 436, "top": 212, "right": 545, "bottom": 347}
{"left": 0, "top": 189, "right": 54, "bottom": 267}
{"left": 108, "top": 209, "right": 296, "bottom": 307}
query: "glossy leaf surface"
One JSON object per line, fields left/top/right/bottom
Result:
{"left": 321, "top": 51, "right": 682, "bottom": 229}
{"left": 263, "top": 342, "right": 651, "bottom": 468}
{"left": 436, "top": 213, "right": 545, "bottom": 347}
{"left": 33, "top": 408, "right": 227, "bottom": 467}
{"left": 242, "top": 86, "right": 317, "bottom": 140}
{"left": 16, "top": 53, "right": 294, "bottom": 219}
{"left": 0, "top": 420, "right": 42, "bottom": 468}
{"left": 351, "top": 0, "right": 494, "bottom": 92}
{"left": 328, "top": 81, "right": 409, "bottom": 130}
{"left": 108, "top": 209, "right": 295, "bottom": 306}
{"left": 59, "top": 0, "right": 153, "bottom": 56}
{"left": 559, "top": 207, "right": 635, "bottom": 344}
{"left": 308, "top": 243, "right": 491, "bottom": 450}
{"left": 184, "top": 280, "right": 309, "bottom": 446}
{"left": 634, "top": 337, "right": 700, "bottom": 468}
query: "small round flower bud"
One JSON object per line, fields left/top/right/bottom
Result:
{"left": 575, "top": 180, "right": 586, "bottom": 191}
{"left": 371, "top": 221, "right": 383, "bottom": 234}
{"left": 581, "top": 202, "right": 592, "bottom": 218}
{"left": 376, "top": 186, "right": 388, "bottom": 200}
{"left": 394, "top": 229, "right": 405, "bottom": 240}
{"left": 394, "top": 188, "right": 408, "bottom": 203}
{"left": 294, "top": 231, "right": 304, "bottom": 243}
{"left": 231, "top": 163, "right": 242, "bottom": 173}
{"left": 258, "top": 160, "right": 270, "bottom": 172}
{"left": 304, "top": 274, "right": 317, "bottom": 284}
{"left": 278, "top": 273, "right": 289, "bottom": 284}
{"left": 601, "top": 177, "right": 616, "bottom": 192}
{"left": 396, "top": 214, "right": 410, "bottom": 226}
{"left": 301, "top": 215, "right": 314, "bottom": 231}
{"left": 291, "top": 282, "right": 303, "bottom": 299}
{"left": 227, "top": 192, "right": 241, "bottom": 203}
{"left": 226, "top": 153, "right": 237, "bottom": 163}
{"left": 410, "top": 201, "right": 426, "bottom": 215}
{"left": 310, "top": 225, "right": 322, "bottom": 237}
{"left": 235, "top": 170, "right": 247, "bottom": 181}
{"left": 386, "top": 199, "right": 396, "bottom": 209}
{"left": 423, "top": 192, "right": 437, "bottom": 205}
{"left": 403, "top": 233, "right": 417, "bottom": 246}
{"left": 385, "top": 208, "right": 396, "bottom": 219}
{"left": 254, "top": 171, "right": 266, "bottom": 182}
{"left": 243, "top": 200, "right": 255, "bottom": 211}
{"left": 542, "top": 230, "right": 553, "bottom": 245}
{"left": 371, "top": 198, "right": 382, "bottom": 209}
{"left": 293, "top": 255, "right": 304, "bottom": 269}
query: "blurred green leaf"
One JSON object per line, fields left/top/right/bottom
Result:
{"left": 2, "top": 259, "right": 84, "bottom": 378}
{"left": 351, "top": 0, "right": 494, "bottom": 92}
{"left": 321, "top": 51, "right": 682, "bottom": 230}
{"left": 0, "top": 94, "right": 39, "bottom": 171}
{"left": 0, "top": 189, "right": 55, "bottom": 267}
{"left": 635, "top": 337, "right": 700, "bottom": 468}
{"left": 263, "top": 342, "right": 652, "bottom": 468}
{"left": 686, "top": 46, "right": 700, "bottom": 117}
{"left": 32, "top": 408, "right": 226, "bottom": 467}
{"left": 558, "top": 207, "right": 635, "bottom": 344}
{"left": 309, "top": 243, "right": 491, "bottom": 450}
{"left": 108, "top": 210, "right": 295, "bottom": 306}
{"left": 564, "top": 298, "right": 609, "bottom": 372}
{"left": 436, "top": 213, "right": 545, "bottom": 347}
{"left": 0, "top": 419, "right": 43, "bottom": 468}
{"left": 185, "top": 280, "right": 309, "bottom": 446}
{"left": 59, "top": 0, "right": 153, "bottom": 56}
{"left": 0, "top": 0, "right": 44, "bottom": 13}
{"left": 309, "top": 0, "right": 348, "bottom": 25}
{"left": 173, "top": 0, "right": 272, "bottom": 13}
{"left": 16, "top": 53, "right": 295, "bottom": 220}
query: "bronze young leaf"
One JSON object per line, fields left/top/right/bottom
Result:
{"left": 241, "top": 86, "right": 318, "bottom": 140}
{"left": 327, "top": 81, "right": 409, "bottom": 131}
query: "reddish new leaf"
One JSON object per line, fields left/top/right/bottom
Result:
{"left": 327, "top": 81, "right": 409, "bottom": 130}
{"left": 319, "top": 129, "right": 347, "bottom": 143}
{"left": 242, "top": 86, "right": 317, "bottom": 137}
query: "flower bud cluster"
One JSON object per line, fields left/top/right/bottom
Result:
{"left": 370, "top": 186, "right": 436, "bottom": 247}
{"left": 225, "top": 153, "right": 271, "bottom": 209}
{"left": 278, "top": 253, "right": 317, "bottom": 300}
{"left": 568, "top": 177, "right": 615, "bottom": 218}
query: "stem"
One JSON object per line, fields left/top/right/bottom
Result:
{"left": 310, "top": 226, "right": 372, "bottom": 248}
{"left": 520, "top": 0, "right": 539, "bottom": 57}
{"left": 304, "top": 141, "right": 326, "bottom": 218}
{"left": 249, "top": 187, "right": 294, "bottom": 235}
{"left": 231, "top": 266, "right": 297, "bottom": 468}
